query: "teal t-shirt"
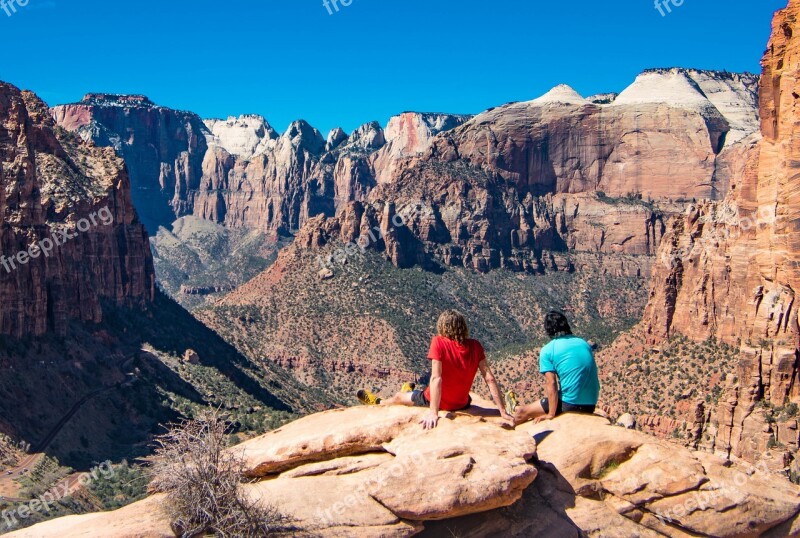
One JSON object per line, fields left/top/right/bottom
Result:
{"left": 539, "top": 335, "right": 600, "bottom": 406}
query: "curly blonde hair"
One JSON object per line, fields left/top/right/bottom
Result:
{"left": 437, "top": 310, "right": 470, "bottom": 343}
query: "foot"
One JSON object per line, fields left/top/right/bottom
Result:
{"left": 505, "top": 390, "right": 518, "bottom": 415}
{"left": 357, "top": 389, "right": 382, "bottom": 405}
{"left": 400, "top": 382, "right": 416, "bottom": 393}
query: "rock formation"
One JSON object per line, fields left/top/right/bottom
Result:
{"left": 51, "top": 99, "right": 473, "bottom": 239}
{"left": 634, "top": 0, "right": 800, "bottom": 478}
{"left": 0, "top": 83, "right": 155, "bottom": 338}
{"left": 51, "top": 94, "right": 210, "bottom": 234}
{"left": 10, "top": 403, "right": 800, "bottom": 537}
{"left": 288, "top": 68, "right": 759, "bottom": 274}
{"left": 204, "top": 114, "right": 279, "bottom": 160}
{"left": 51, "top": 69, "right": 759, "bottom": 276}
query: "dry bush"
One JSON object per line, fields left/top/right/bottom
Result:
{"left": 150, "top": 409, "right": 290, "bottom": 537}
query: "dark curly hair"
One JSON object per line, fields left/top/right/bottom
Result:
{"left": 544, "top": 311, "right": 572, "bottom": 338}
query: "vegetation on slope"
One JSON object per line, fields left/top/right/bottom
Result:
{"left": 199, "top": 245, "right": 647, "bottom": 403}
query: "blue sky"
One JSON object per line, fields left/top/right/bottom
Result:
{"left": 0, "top": 0, "right": 787, "bottom": 135}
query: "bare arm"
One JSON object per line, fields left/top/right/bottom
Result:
{"left": 479, "top": 360, "right": 514, "bottom": 425}
{"left": 535, "top": 372, "right": 559, "bottom": 423}
{"left": 421, "top": 360, "right": 442, "bottom": 429}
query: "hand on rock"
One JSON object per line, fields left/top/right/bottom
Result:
{"left": 420, "top": 412, "right": 439, "bottom": 430}
{"left": 500, "top": 413, "right": 516, "bottom": 428}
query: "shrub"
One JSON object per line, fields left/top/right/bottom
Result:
{"left": 149, "top": 409, "right": 291, "bottom": 537}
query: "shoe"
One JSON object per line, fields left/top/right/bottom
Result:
{"left": 505, "top": 390, "right": 518, "bottom": 415}
{"left": 357, "top": 389, "right": 382, "bottom": 405}
{"left": 401, "top": 382, "right": 416, "bottom": 393}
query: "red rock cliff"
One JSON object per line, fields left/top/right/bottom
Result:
{"left": 639, "top": 0, "right": 800, "bottom": 471}
{"left": 52, "top": 72, "right": 759, "bottom": 274}
{"left": 1, "top": 83, "right": 155, "bottom": 338}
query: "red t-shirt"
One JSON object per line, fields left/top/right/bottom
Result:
{"left": 423, "top": 336, "right": 485, "bottom": 411}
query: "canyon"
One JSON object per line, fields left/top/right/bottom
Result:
{"left": 0, "top": 0, "right": 797, "bottom": 534}
{"left": 192, "top": 68, "right": 763, "bottom": 399}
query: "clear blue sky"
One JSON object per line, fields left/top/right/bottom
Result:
{"left": 0, "top": 0, "right": 787, "bottom": 135}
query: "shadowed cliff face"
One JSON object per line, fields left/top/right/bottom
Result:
{"left": 634, "top": 0, "right": 800, "bottom": 477}
{"left": 0, "top": 84, "right": 155, "bottom": 338}
{"left": 51, "top": 95, "right": 210, "bottom": 235}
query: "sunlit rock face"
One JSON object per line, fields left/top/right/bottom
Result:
{"left": 639, "top": 0, "right": 800, "bottom": 477}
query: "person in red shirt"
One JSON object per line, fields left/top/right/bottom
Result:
{"left": 357, "top": 310, "right": 514, "bottom": 429}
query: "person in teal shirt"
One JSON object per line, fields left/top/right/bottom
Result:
{"left": 510, "top": 311, "right": 600, "bottom": 424}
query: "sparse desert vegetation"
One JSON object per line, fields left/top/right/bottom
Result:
{"left": 200, "top": 245, "right": 647, "bottom": 403}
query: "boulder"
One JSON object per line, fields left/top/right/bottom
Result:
{"left": 424, "top": 413, "right": 800, "bottom": 537}
{"left": 182, "top": 349, "right": 200, "bottom": 365}
{"left": 616, "top": 413, "right": 636, "bottom": 429}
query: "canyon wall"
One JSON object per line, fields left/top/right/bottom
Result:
{"left": 51, "top": 94, "right": 209, "bottom": 234}
{"left": 0, "top": 84, "right": 155, "bottom": 338}
{"left": 639, "top": 0, "right": 800, "bottom": 473}
{"left": 289, "top": 70, "right": 760, "bottom": 274}
{"left": 52, "top": 70, "right": 759, "bottom": 274}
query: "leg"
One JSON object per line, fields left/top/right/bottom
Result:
{"left": 357, "top": 385, "right": 422, "bottom": 406}
{"left": 379, "top": 391, "right": 415, "bottom": 406}
{"left": 514, "top": 400, "right": 547, "bottom": 424}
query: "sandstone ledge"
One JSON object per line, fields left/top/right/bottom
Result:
{"left": 9, "top": 403, "right": 800, "bottom": 537}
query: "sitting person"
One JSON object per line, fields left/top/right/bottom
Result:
{"left": 357, "top": 310, "right": 514, "bottom": 429}
{"left": 510, "top": 311, "right": 599, "bottom": 424}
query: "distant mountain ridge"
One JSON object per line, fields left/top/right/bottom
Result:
{"left": 50, "top": 67, "right": 757, "bottom": 225}
{"left": 50, "top": 68, "right": 759, "bottom": 281}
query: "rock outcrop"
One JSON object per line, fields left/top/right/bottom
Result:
{"left": 0, "top": 83, "right": 155, "bottom": 338}
{"left": 11, "top": 405, "right": 800, "bottom": 537}
{"left": 372, "top": 112, "right": 472, "bottom": 183}
{"left": 635, "top": 0, "right": 800, "bottom": 477}
{"left": 204, "top": 114, "right": 279, "bottom": 160}
{"left": 294, "top": 192, "right": 666, "bottom": 275}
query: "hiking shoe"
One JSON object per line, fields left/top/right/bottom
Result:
{"left": 357, "top": 389, "right": 382, "bottom": 405}
{"left": 505, "top": 390, "right": 518, "bottom": 415}
{"left": 400, "top": 382, "right": 416, "bottom": 393}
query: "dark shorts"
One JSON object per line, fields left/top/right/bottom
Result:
{"left": 411, "top": 389, "right": 472, "bottom": 411}
{"left": 541, "top": 398, "right": 596, "bottom": 416}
